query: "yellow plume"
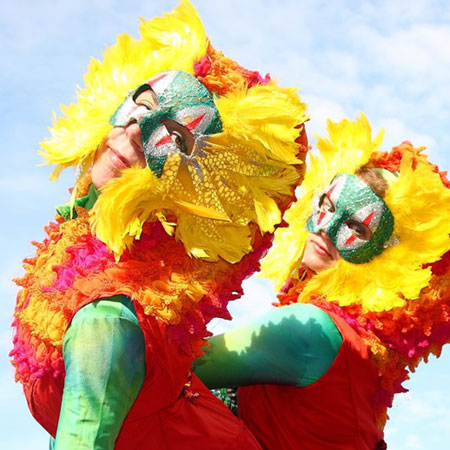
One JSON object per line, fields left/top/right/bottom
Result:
{"left": 262, "top": 114, "right": 450, "bottom": 312}
{"left": 91, "top": 83, "right": 306, "bottom": 262}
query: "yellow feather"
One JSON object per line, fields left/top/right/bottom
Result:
{"left": 172, "top": 199, "right": 231, "bottom": 221}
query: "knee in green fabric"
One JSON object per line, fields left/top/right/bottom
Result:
{"left": 194, "top": 303, "right": 342, "bottom": 388}
{"left": 280, "top": 303, "right": 343, "bottom": 386}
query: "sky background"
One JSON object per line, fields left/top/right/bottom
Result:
{"left": 1, "top": 0, "right": 450, "bottom": 448}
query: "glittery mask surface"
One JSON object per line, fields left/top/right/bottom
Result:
{"left": 110, "top": 70, "right": 222, "bottom": 177}
{"left": 306, "top": 174, "right": 394, "bottom": 263}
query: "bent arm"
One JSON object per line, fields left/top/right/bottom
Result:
{"left": 54, "top": 296, "right": 145, "bottom": 450}
{"left": 194, "top": 303, "right": 342, "bottom": 389}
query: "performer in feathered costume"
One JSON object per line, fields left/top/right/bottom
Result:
{"left": 194, "top": 114, "right": 450, "bottom": 449}
{"left": 10, "top": 1, "right": 308, "bottom": 448}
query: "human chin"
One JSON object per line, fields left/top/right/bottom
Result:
{"left": 303, "top": 234, "right": 339, "bottom": 272}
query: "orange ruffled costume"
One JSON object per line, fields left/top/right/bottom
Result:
{"left": 14, "top": 208, "right": 270, "bottom": 447}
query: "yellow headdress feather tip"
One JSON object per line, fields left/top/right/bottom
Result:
{"left": 172, "top": 200, "right": 231, "bottom": 221}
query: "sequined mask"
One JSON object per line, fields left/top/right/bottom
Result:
{"left": 306, "top": 174, "right": 394, "bottom": 263}
{"left": 110, "top": 70, "right": 222, "bottom": 177}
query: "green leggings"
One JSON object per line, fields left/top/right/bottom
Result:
{"left": 194, "top": 303, "right": 343, "bottom": 388}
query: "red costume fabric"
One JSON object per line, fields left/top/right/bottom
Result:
{"left": 25, "top": 299, "right": 262, "bottom": 449}
{"left": 238, "top": 311, "right": 384, "bottom": 450}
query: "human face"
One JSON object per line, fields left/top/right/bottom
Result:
{"left": 91, "top": 123, "right": 147, "bottom": 189}
{"left": 303, "top": 231, "right": 341, "bottom": 272}
{"left": 306, "top": 174, "right": 394, "bottom": 264}
{"left": 110, "top": 70, "right": 222, "bottom": 177}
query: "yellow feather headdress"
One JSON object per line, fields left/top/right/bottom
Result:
{"left": 40, "top": 0, "right": 308, "bottom": 262}
{"left": 261, "top": 113, "right": 450, "bottom": 312}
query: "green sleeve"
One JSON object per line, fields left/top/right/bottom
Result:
{"left": 194, "top": 303, "right": 342, "bottom": 388}
{"left": 53, "top": 296, "right": 145, "bottom": 450}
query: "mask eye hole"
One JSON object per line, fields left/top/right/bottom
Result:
{"left": 171, "top": 130, "right": 188, "bottom": 154}
{"left": 346, "top": 219, "right": 373, "bottom": 240}
{"left": 163, "top": 120, "right": 195, "bottom": 155}
{"left": 133, "top": 84, "right": 158, "bottom": 110}
{"left": 319, "top": 194, "right": 335, "bottom": 213}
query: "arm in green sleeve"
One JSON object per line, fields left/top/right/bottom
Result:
{"left": 194, "top": 303, "right": 342, "bottom": 388}
{"left": 54, "top": 296, "right": 145, "bottom": 450}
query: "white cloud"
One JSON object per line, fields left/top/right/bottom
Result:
{"left": 360, "top": 23, "right": 450, "bottom": 82}
{"left": 405, "top": 434, "right": 425, "bottom": 450}
{"left": 305, "top": 96, "right": 348, "bottom": 136}
{"left": 375, "top": 117, "right": 436, "bottom": 150}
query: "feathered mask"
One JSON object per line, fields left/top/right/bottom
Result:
{"left": 40, "top": 0, "right": 308, "bottom": 262}
{"left": 262, "top": 113, "right": 450, "bottom": 313}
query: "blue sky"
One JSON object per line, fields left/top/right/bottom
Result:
{"left": 1, "top": 1, "right": 450, "bottom": 448}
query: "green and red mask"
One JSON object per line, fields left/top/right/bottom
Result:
{"left": 110, "top": 70, "right": 222, "bottom": 177}
{"left": 306, "top": 173, "right": 395, "bottom": 263}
